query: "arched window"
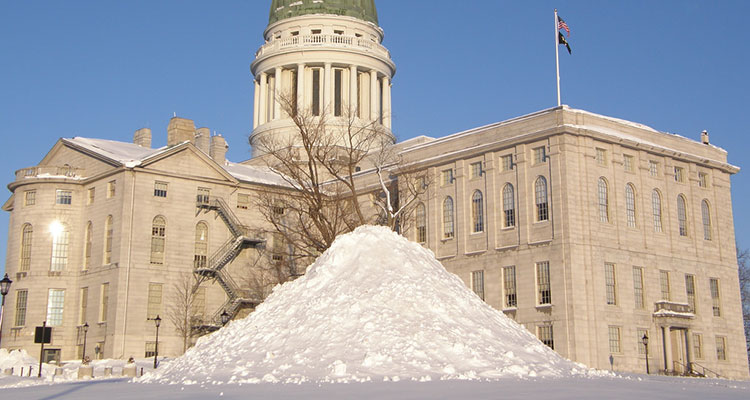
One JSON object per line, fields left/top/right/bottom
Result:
{"left": 535, "top": 176, "right": 549, "bottom": 221}
{"left": 652, "top": 190, "right": 662, "bottom": 232}
{"left": 20, "top": 224, "right": 33, "bottom": 272}
{"left": 84, "top": 222, "right": 93, "bottom": 269}
{"left": 50, "top": 223, "right": 70, "bottom": 271}
{"left": 503, "top": 184, "right": 515, "bottom": 228}
{"left": 471, "top": 190, "right": 484, "bottom": 233}
{"left": 625, "top": 184, "right": 636, "bottom": 227}
{"left": 443, "top": 197, "right": 454, "bottom": 239}
{"left": 677, "top": 195, "right": 688, "bottom": 237}
{"left": 415, "top": 203, "right": 426, "bottom": 243}
{"left": 598, "top": 177, "right": 609, "bottom": 223}
{"left": 194, "top": 222, "right": 209, "bottom": 268}
{"left": 701, "top": 200, "right": 712, "bottom": 240}
{"left": 150, "top": 216, "right": 166, "bottom": 264}
{"left": 104, "top": 216, "right": 113, "bottom": 264}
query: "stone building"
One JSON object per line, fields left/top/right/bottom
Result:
{"left": 2, "top": 0, "right": 748, "bottom": 378}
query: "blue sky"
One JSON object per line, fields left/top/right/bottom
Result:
{"left": 1, "top": 1, "right": 749, "bottom": 274}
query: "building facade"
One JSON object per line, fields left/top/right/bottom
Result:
{"left": 2, "top": 0, "right": 748, "bottom": 378}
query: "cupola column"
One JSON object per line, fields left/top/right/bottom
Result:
{"left": 253, "top": 78, "right": 260, "bottom": 129}
{"left": 349, "top": 65, "right": 358, "bottom": 116}
{"left": 259, "top": 72, "right": 268, "bottom": 125}
{"left": 369, "top": 69, "right": 378, "bottom": 121}
{"left": 297, "top": 63, "right": 305, "bottom": 114}
{"left": 324, "top": 63, "right": 332, "bottom": 114}
{"left": 274, "top": 66, "right": 283, "bottom": 120}
{"left": 383, "top": 76, "right": 391, "bottom": 128}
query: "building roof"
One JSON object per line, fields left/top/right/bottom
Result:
{"left": 62, "top": 137, "right": 292, "bottom": 187}
{"left": 269, "top": 0, "right": 378, "bottom": 25}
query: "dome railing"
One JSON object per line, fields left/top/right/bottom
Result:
{"left": 255, "top": 34, "right": 390, "bottom": 59}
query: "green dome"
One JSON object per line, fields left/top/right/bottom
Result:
{"left": 269, "top": 0, "right": 378, "bottom": 25}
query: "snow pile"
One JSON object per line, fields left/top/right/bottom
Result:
{"left": 0, "top": 349, "right": 39, "bottom": 372}
{"left": 144, "top": 225, "right": 594, "bottom": 384}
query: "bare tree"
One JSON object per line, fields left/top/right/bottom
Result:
{"left": 738, "top": 246, "right": 750, "bottom": 366}
{"left": 241, "top": 238, "right": 295, "bottom": 300}
{"left": 167, "top": 273, "right": 202, "bottom": 354}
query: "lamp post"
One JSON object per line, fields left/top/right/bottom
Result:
{"left": 220, "top": 310, "right": 230, "bottom": 326}
{"left": 148, "top": 315, "right": 161, "bottom": 369}
{"left": 81, "top": 322, "right": 89, "bottom": 363}
{"left": 0, "top": 273, "right": 13, "bottom": 348}
{"left": 642, "top": 333, "right": 650, "bottom": 374}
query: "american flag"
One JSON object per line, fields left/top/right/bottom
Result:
{"left": 557, "top": 16, "right": 570, "bottom": 37}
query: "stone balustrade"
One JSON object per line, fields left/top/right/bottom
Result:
{"left": 255, "top": 34, "right": 391, "bottom": 59}
{"left": 15, "top": 166, "right": 86, "bottom": 181}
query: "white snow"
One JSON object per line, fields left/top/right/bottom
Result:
{"left": 222, "top": 162, "right": 294, "bottom": 187}
{"left": 142, "top": 225, "right": 598, "bottom": 385}
{"left": 63, "top": 137, "right": 168, "bottom": 168}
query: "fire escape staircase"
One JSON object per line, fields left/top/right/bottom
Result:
{"left": 193, "top": 196, "right": 264, "bottom": 329}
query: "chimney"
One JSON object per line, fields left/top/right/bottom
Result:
{"left": 210, "top": 134, "right": 228, "bottom": 164}
{"left": 701, "top": 130, "right": 709, "bottom": 145}
{"left": 195, "top": 127, "right": 211, "bottom": 155}
{"left": 167, "top": 117, "right": 196, "bottom": 146}
{"left": 133, "top": 128, "right": 152, "bottom": 148}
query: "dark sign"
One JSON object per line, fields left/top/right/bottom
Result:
{"left": 34, "top": 326, "right": 52, "bottom": 344}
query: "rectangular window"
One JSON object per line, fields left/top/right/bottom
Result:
{"left": 107, "top": 180, "right": 116, "bottom": 198}
{"left": 100, "top": 283, "right": 109, "bottom": 322}
{"left": 659, "top": 270, "right": 671, "bottom": 301}
{"left": 674, "top": 166, "right": 685, "bottom": 183}
{"left": 637, "top": 328, "right": 648, "bottom": 355}
{"left": 154, "top": 181, "right": 168, "bottom": 198}
{"left": 595, "top": 148, "right": 607, "bottom": 166}
{"left": 312, "top": 68, "right": 321, "bottom": 116}
{"left": 24, "top": 190, "right": 36, "bottom": 206}
{"left": 14, "top": 289, "right": 28, "bottom": 326}
{"left": 685, "top": 274, "right": 696, "bottom": 313}
{"left": 698, "top": 172, "right": 708, "bottom": 188}
{"left": 196, "top": 187, "right": 210, "bottom": 205}
{"left": 715, "top": 336, "right": 726, "bottom": 360}
{"left": 46, "top": 289, "right": 65, "bottom": 326}
{"left": 105, "top": 218, "right": 113, "bottom": 264}
{"left": 533, "top": 146, "right": 547, "bottom": 165}
{"left": 87, "top": 188, "right": 95, "bottom": 205}
{"left": 633, "top": 267, "right": 645, "bottom": 309}
{"left": 237, "top": 193, "right": 250, "bottom": 209}
{"left": 272, "top": 232, "right": 285, "bottom": 261}
{"left": 605, "top": 263, "right": 617, "bottom": 305}
{"left": 649, "top": 161, "right": 659, "bottom": 177}
{"left": 537, "top": 324, "right": 554, "bottom": 349}
{"left": 20, "top": 225, "right": 32, "bottom": 272}
{"left": 56, "top": 190, "right": 72, "bottom": 205}
{"left": 536, "top": 261, "right": 551, "bottom": 305}
{"left": 471, "top": 270, "right": 485, "bottom": 301}
{"left": 693, "top": 333, "right": 703, "bottom": 359}
{"left": 334, "top": 68, "right": 343, "bottom": 117}
{"left": 501, "top": 154, "right": 513, "bottom": 171}
{"left": 608, "top": 326, "right": 622, "bottom": 353}
{"left": 503, "top": 266, "right": 517, "bottom": 308}
{"left": 623, "top": 155, "right": 634, "bottom": 172}
{"left": 147, "top": 283, "right": 163, "bottom": 319}
{"left": 191, "top": 287, "right": 206, "bottom": 319}
{"left": 50, "top": 229, "right": 70, "bottom": 272}
{"left": 145, "top": 342, "right": 157, "bottom": 358}
{"left": 470, "top": 162, "right": 483, "bottom": 178}
{"left": 441, "top": 169, "right": 453, "bottom": 186}
{"left": 79, "top": 287, "right": 88, "bottom": 325}
{"left": 709, "top": 278, "right": 721, "bottom": 317}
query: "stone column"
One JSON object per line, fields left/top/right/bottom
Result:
{"left": 324, "top": 63, "right": 332, "bottom": 115}
{"left": 663, "top": 326, "right": 673, "bottom": 372}
{"left": 297, "top": 63, "right": 305, "bottom": 114}
{"left": 383, "top": 76, "right": 392, "bottom": 129}
{"left": 369, "top": 69, "right": 378, "bottom": 121}
{"left": 349, "top": 65, "right": 358, "bottom": 116}
{"left": 253, "top": 78, "right": 260, "bottom": 129}
{"left": 259, "top": 72, "right": 268, "bottom": 125}
{"left": 274, "top": 66, "right": 282, "bottom": 120}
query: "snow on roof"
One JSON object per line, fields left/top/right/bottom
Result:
{"left": 142, "top": 225, "right": 603, "bottom": 385}
{"left": 223, "top": 162, "right": 293, "bottom": 187}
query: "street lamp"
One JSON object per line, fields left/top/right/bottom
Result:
{"left": 81, "top": 322, "right": 89, "bottom": 363}
{"left": 220, "top": 310, "right": 230, "bottom": 326}
{"left": 0, "top": 273, "right": 13, "bottom": 348}
{"left": 642, "top": 333, "right": 650, "bottom": 374}
{"left": 147, "top": 315, "right": 162, "bottom": 369}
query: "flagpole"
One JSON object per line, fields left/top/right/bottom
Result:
{"left": 554, "top": 9, "right": 561, "bottom": 107}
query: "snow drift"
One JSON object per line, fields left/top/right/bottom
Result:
{"left": 143, "top": 225, "right": 593, "bottom": 384}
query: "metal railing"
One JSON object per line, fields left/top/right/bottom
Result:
{"left": 689, "top": 361, "right": 721, "bottom": 378}
{"left": 255, "top": 34, "right": 391, "bottom": 59}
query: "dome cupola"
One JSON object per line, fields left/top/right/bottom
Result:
{"left": 269, "top": 0, "right": 378, "bottom": 25}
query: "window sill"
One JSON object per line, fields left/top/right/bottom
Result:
{"left": 500, "top": 226, "right": 516, "bottom": 231}
{"left": 440, "top": 237, "right": 454, "bottom": 242}
{"left": 502, "top": 307, "right": 517, "bottom": 312}
{"left": 536, "top": 304, "right": 553, "bottom": 310}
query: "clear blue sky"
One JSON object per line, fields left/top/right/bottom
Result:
{"left": 1, "top": 1, "right": 749, "bottom": 274}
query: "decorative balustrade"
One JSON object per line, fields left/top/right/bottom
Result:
{"left": 15, "top": 166, "right": 86, "bottom": 181}
{"left": 255, "top": 34, "right": 390, "bottom": 59}
{"left": 653, "top": 301, "right": 694, "bottom": 317}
